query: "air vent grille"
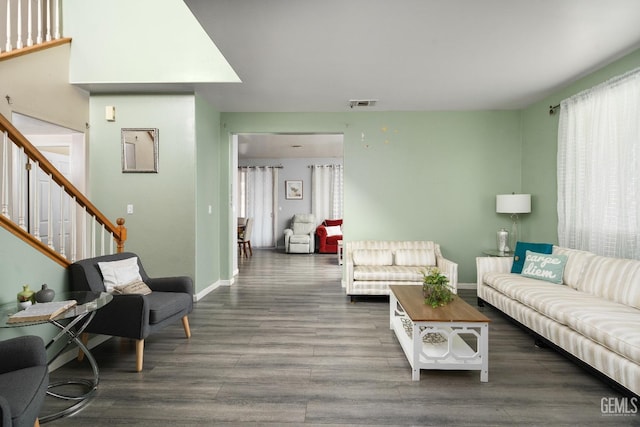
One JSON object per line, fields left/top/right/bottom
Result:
{"left": 349, "top": 99, "right": 378, "bottom": 108}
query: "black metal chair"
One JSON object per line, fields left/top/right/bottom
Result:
{"left": 0, "top": 335, "right": 49, "bottom": 427}
{"left": 68, "top": 252, "right": 194, "bottom": 372}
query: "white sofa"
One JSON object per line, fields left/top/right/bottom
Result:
{"left": 477, "top": 246, "right": 640, "bottom": 396}
{"left": 343, "top": 241, "right": 458, "bottom": 300}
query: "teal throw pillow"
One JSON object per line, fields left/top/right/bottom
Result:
{"left": 521, "top": 250, "right": 568, "bottom": 284}
{"left": 511, "top": 241, "right": 553, "bottom": 274}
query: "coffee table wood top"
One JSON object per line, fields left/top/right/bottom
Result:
{"left": 390, "top": 285, "right": 491, "bottom": 323}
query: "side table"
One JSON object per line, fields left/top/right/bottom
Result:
{"left": 1, "top": 291, "right": 112, "bottom": 423}
{"left": 337, "top": 240, "right": 344, "bottom": 265}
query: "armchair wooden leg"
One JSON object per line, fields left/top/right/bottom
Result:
{"left": 182, "top": 315, "right": 192, "bottom": 338}
{"left": 77, "top": 332, "right": 89, "bottom": 362}
{"left": 136, "top": 339, "right": 144, "bottom": 372}
{"left": 34, "top": 417, "right": 40, "bottom": 427}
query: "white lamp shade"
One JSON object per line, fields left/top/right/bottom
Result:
{"left": 496, "top": 194, "right": 531, "bottom": 214}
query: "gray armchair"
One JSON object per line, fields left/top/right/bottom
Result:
{"left": 284, "top": 213, "right": 316, "bottom": 253}
{"left": 0, "top": 335, "right": 49, "bottom": 427}
{"left": 69, "top": 252, "right": 193, "bottom": 372}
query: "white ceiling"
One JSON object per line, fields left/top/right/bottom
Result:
{"left": 35, "top": 1, "right": 640, "bottom": 158}
{"left": 185, "top": 0, "right": 640, "bottom": 113}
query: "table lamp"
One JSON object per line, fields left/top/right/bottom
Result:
{"left": 496, "top": 193, "right": 531, "bottom": 251}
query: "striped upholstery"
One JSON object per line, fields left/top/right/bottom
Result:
{"left": 477, "top": 247, "right": 640, "bottom": 395}
{"left": 353, "top": 265, "right": 427, "bottom": 281}
{"left": 394, "top": 249, "right": 436, "bottom": 266}
{"left": 577, "top": 256, "right": 640, "bottom": 309}
{"left": 345, "top": 241, "right": 458, "bottom": 296}
{"left": 552, "top": 246, "right": 596, "bottom": 289}
{"left": 352, "top": 249, "right": 393, "bottom": 266}
{"left": 478, "top": 283, "right": 640, "bottom": 395}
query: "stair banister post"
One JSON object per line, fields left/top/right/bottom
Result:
{"left": 5, "top": 0, "right": 12, "bottom": 52}
{"left": 116, "top": 217, "right": 127, "bottom": 253}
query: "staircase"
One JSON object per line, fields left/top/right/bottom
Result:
{"left": 1, "top": 1, "right": 125, "bottom": 267}
{"left": 0, "top": 113, "right": 126, "bottom": 267}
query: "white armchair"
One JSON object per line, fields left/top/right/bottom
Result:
{"left": 284, "top": 213, "right": 316, "bottom": 253}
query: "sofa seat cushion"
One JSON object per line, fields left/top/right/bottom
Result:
{"left": 354, "top": 265, "right": 427, "bottom": 282}
{"left": 350, "top": 281, "right": 422, "bottom": 295}
{"left": 147, "top": 292, "right": 192, "bottom": 324}
{"left": 562, "top": 302, "right": 640, "bottom": 364}
{"left": 289, "top": 234, "right": 311, "bottom": 244}
{"left": 484, "top": 272, "right": 579, "bottom": 325}
{"left": 483, "top": 273, "right": 640, "bottom": 364}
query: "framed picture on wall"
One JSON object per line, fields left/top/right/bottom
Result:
{"left": 285, "top": 180, "right": 303, "bottom": 200}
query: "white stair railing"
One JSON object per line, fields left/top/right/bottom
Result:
{"left": 0, "top": 114, "right": 126, "bottom": 267}
{"left": 2, "top": 0, "right": 62, "bottom": 55}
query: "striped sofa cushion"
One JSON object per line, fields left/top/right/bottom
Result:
{"left": 352, "top": 249, "right": 393, "bottom": 266}
{"left": 577, "top": 256, "right": 640, "bottom": 309}
{"left": 394, "top": 249, "right": 435, "bottom": 266}
{"left": 552, "top": 246, "right": 596, "bottom": 288}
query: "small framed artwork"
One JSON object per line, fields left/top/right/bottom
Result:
{"left": 285, "top": 180, "right": 303, "bottom": 200}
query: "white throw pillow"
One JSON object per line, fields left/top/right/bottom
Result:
{"left": 325, "top": 225, "right": 342, "bottom": 237}
{"left": 98, "top": 257, "right": 143, "bottom": 293}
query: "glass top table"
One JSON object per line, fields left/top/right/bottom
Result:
{"left": 1, "top": 291, "right": 112, "bottom": 423}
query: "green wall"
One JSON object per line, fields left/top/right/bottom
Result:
{"left": 0, "top": 228, "right": 67, "bottom": 340}
{"left": 89, "top": 94, "right": 197, "bottom": 283}
{"left": 195, "top": 95, "right": 224, "bottom": 290}
{"left": 221, "top": 111, "right": 522, "bottom": 283}
{"left": 521, "top": 48, "right": 640, "bottom": 243}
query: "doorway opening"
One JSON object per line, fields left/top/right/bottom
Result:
{"left": 232, "top": 133, "right": 344, "bottom": 274}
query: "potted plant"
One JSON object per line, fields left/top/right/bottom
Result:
{"left": 422, "top": 267, "right": 454, "bottom": 308}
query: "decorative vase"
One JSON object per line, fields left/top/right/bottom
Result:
{"left": 497, "top": 228, "right": 509, "bottom": 253}
{"left": 17, "top": 285, "right": 35, "bottom": 310}
{"left": 35, "top": 284, "right": 55, "bottom": 303}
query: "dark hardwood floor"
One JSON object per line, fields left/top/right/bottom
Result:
{"left": 45, "top": 249, "right": 636, "bottom": 426}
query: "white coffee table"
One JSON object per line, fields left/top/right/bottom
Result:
{"left": 389, "top": 285, "right": 490, "bottom": 381}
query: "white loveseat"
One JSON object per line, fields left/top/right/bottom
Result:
{"left": 477, "top": 246, "right": 640, "bottom": 396}
{"left": 344, "top": 241, "right": 458, "bottom": 300}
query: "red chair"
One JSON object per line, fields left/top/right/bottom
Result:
{"left": 316, "top": 219, "right": 343, "bottom": 253}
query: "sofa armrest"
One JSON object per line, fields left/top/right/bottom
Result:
{"left": 147, "top": 276, "right": 193, "bottom": 295}
{"left": 476, "top": 256, "right": 513, "bottom": 288}
{"left": 436, "top": 255, "right": 458, "bottom": 293}
{"left": 344, "top": 259, "right": 354, "bottom": 293}
{"left": 316, "top": 225, "right": 328, "bottom": 239}
{"left": 309, "top": 233, "right": 315, "bottom": 252}
{"left": 87, "top": 295, "right": 150, "bottom": 339}
{"left": 284, "top": 228, "right": 293, "bottom": 247}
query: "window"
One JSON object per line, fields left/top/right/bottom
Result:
{"left": 557, "top": 68, "right": 640, "bottom": 259}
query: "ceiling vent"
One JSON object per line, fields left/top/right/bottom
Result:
{"left": 349, "top": 99, "right": 378, "bottom": 109}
